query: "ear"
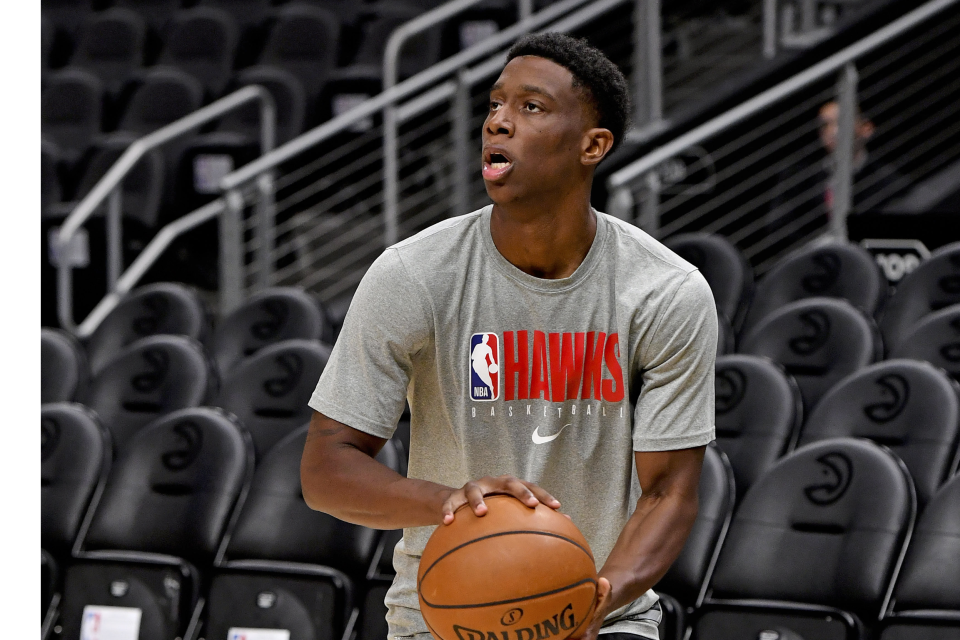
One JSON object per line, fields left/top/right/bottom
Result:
{"left": 858, "top": 119, "right": 875, "bottom": 140}
{"left": 581, "top": 128, "right": 615, "bottom": 166}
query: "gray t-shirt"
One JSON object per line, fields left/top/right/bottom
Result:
{"left": 309, "top": 206, "right": 717, "bottom": 640}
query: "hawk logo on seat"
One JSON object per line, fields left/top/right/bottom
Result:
{"left": 161, "top": 421, "right": 204, "bottom": 471}
{"left": 132, "top": 293, "right": 170, "bottom": 336}
{"left": 715, "top": 367, "right": 747, "bottom": 414}
{"left": 863, "top": 374, "right": 909, "bottom": 423}
{"left": 804, "top": 452, "right": 853, "bottom": 506}
{"left": 801, "top": 251, "right": 841, "bottom": 294}
{"left": 788, "top": 310, "right": 831, "bottom": 356}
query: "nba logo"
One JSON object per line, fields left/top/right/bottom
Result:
{"left": 470, "top": 333, "right": 499, "bottom": 401}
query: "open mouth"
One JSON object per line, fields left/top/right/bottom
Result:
{"left": 482, "top": 150, "right": 514, "bottom": 181}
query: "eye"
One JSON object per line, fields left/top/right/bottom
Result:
{"left": 524, "top": 102, "right": 543, "bottom": 113}
{"left": 489, "top": 100, "right": 502, "bottom": 112}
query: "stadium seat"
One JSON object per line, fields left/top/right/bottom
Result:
{"left": 42, "top": 549, "right": 58, "bottom": 629}
{"left": 655, "top": 444, "right": 736, "bottom": 640}
{"left": 716, "top": 312, "right": 734, "bottom": 355}
{"left": 215, "top": 339, "right": 332, "bottom": 458}
{"left": 42, "top": 0, "right": 93, "bottom": 42}
{"left": 742, "top": 242, "right": 887, "bottom": 335}
{"left": 692, "top": 438, "right": 915, "bottom": 639}
{"left": 58, "top": 407, "right": 253, "bottom": 640}
{"left": 85, "top": 282, "right": 210, "bottom": 376}
{"left": 714, "top": 354, "right": 802, "bottom": 502}
{"left": 879, "top": 474, "right": 960, "bottom": 639}
{"left": 352, "top": 3, "right": 441, "bottom": 80}
{"left": 800, "top": 359, "right": 960, "bottom": 508}
{"left": 315, "top": 64, "right": 384, "bottom": 126}
{"left": 889, "top": 304, "right": 960, "bottom": 383}
{"left": 354, "top": 582, "right": 391, "bottom": 640}
{"left": 42, "top": 403, "right": 111, "bottom": 560}
{"left": 201, "top": 433, "right": 403, "bottom": 639}
{"left": 738, "top": 297, "right": 882, "bottom": 412}
{"left": 71, "top": 8, "right": 147, "bottom": 98}
{"left": 664, "top": 232, "right": 754, "bottom": 331}
{"left": 159, "top": 7, "right": 239, "bottom": 98}
{"left": 117, "top": 66, "right": 205, "bottom": 137}
{"left": 82, "top": 335, "right": 215, "bottom": 451}
{"left": 199, "top": 0, "right": 273, "bottom": 31}
{"left": 42, "top": 14, "right": 56, "bottom": 72}
{"left": 260, "top": 4, "right": 341, "bottom": 100}
{"left": 210, "top": 286, "right": 332, "bottom": 376}
{"left": 880, "top": 241, "right": 960, "bottom": 352}
{"left": 41, "top": 67, "right": 103, "bottom": 166}
{"left": 42, "top": 138, "right": 62, "bottom": 213}
{"left": 42, "top": 328, "right": 89, "bottom": 403}
{"left": 114, "top": 0, "right": 182, "bottom": 36}
{"left": 218, "top": 65, "right": 308, "bottom": 145}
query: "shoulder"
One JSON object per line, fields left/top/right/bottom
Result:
{"left": 600, "top": 212, "right": 702, "bottom": 287}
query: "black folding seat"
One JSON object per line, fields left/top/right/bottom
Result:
{"left": 159, "top": 7, "right": 239, "bottom": 98}
{"left": 215, "top": 339, "right": 332, "bottom": 458}
{"left": 41, "top": 403, "right": 111, "bottom": 635}
{"left": 42, "top": 0, "right": 92, "bottom": 44}
{"left": 315, "top": 65, "right": 383, "bottom": 126}
{"left": 42, "top": 139, "right": 64, "bottom": 214}
{"left": 800, "top": 359, "right": 960, "bottom": 509}
{"left": 691, "top": 438, "right": 915, "bottom": 639}
{"left": 739, "top": 297, "right": 882, "bottom": 412}
{"left": 297, "top": 0, "right": 366, "bottom": 27}
{"left": 260, "top": 4, "right": 341, "bottom": 100}
{"left": 42, "top": 328, "right": 89, "bottom": 403}
{"left": 880, "top": 241, "right": 960, "bottom": 352}
{"left": 654, "top": 445, "right": 735, "bottom": 640}
{"left": 85, "top": 282, "right": 210, "bottom": 375}
{"left": 211, "top": 286, "right": 332, "bottom": 377}
{"left": 71, "top": 8, "right": 147, "bottom": 99}
{"left": 352, "top": 3, "right": 441, "bottom": 80}
{"left": 742, "top": 242, "right": 887, "bottom": 335}
{"left": 43, "top": 14, "right": 57, "bottom": 75}
{"left": 82, "top": 335, "right": 215, "bottom": 451}
{"left": 41, "top": 68, "right": 103, "bottom": 166}
{"left": 879, "top": 474, "right": 960, "bottom": 639}
{"left": 716, "top": 312, "right": 734, "bottom": 356}
{"left": 889, "top": 304, "right": 960, "bottom": 383}
{"left": 714, "top": 354, "right": 802, "bottom": 502}
{"left": 664, "top": 233, "right": 754, "bottom": 331}
{"left": 114, "top": 0, "right": 183, "bottom": 36}
{"left": 57, "top": 408, "right": 252, "bottom": 640}
{"left": 202, "top": 429, "right": 403, "bottom": 639}
{"left": 217, "top": 65, "right": 308, "bottom": 145}
{"left": 354, "top": 582, "right": 391, "bottom": 640}
{"left": 117, "top": 66, "right": 204, "bottom": 137}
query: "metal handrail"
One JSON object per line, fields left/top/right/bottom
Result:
{"left": 56, "top": 84, "right": 276, "bottom": 332}
{"left": 608, "top": 0, "right": 959, "bottom": 189}
{"left": 382, "top": 0, "right": 534, "bottom": 92}
{"left": 220, "top": 0, "right": 594, "bottom": 192}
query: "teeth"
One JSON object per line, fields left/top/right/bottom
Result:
{"left": 490, "top": 162, "right": 510, "bottom": 169}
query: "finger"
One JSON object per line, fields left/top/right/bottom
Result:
{"left": 441, "top": 491, "right": 466, "bottom": 525}
{"left": 501, "top": 477, "right": 539, "bottom": 507}
{"left": 524, "top": 482, "right": 561, "bottom": 509}
{"left": 465, "top": 483, "right": 488, "bottom": 516}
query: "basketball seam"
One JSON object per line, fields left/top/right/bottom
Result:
{"left": 419, "top": 577, "right": 598, "bottom": 610}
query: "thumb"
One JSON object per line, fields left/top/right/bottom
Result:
{"left": 595, "top": 577, "right": 612, "bottom": 609}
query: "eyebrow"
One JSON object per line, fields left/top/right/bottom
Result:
{"left": 489, "top": 82, "right": 557, "bottom": 102}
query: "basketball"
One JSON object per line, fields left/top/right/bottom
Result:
{"left": 417, "top": 495, "right": 598, "bottom": 640}
{"left": 489, "top": 363, "right": 500, "bottom": 374}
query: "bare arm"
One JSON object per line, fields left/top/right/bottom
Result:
{"left": 300, "top": 411, "right": 561, "bottom": 529}
{"left": 574, "top": 446, "right": 705, "bottom": 639}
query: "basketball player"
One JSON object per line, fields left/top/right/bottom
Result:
{"left": 301, "top": 33, "right": 717, "bottom": 640}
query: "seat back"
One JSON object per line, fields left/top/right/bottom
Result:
{"left": 353, "top": 5, "right": 441, "bottom": 79}
{"left": 41, "top": 67, "right": 103, "bottom": 162}
{"left": 211, "top": 286, "right": 330, "bottom": 376}
{"left": 81, "top": 407, "right": 252, "bottom": 563}
{"left": 888, "top": 474, "right": 960, "bottom": 612}
{"left": 801, "top": 359, "right": 960, "bottom": 508}
{"left": 160, "top": 7, "right": 239, "bottom": 97}
{"left": 714, "top": 354, "right": 802, "bottom": 501}
{"left": 215, "top": 339, "right": 331, "bottom": 458}
{"left": 889, "top": 304, "right": 960, "bottom": 383}
{"left": 261, "top": 4, "right": 341, "bottom": 97}
{"left": 86, "top": 282, "right": 209, "bottom": 375}
{"left": 708, "top": 438, "right": 915, "bottom": 619}
{"left": 42, "top": 138, "right": 62, "bottom": 211}
{"left": 114, "top": 0, "right": 181, "bottom": 33}
{"left": 880, "top": 241, "right": 960, "bottom": 351}
{"left": 739, "top": 297, "right": 881, "bottom": 412}
{"left": 743, "top": 242, "right": 887, "bottom": 334}
{"left": 219, "top": 65, "right": 307, "bottom": 145}
{"left": 42, "top": 403, "right": 111, "bottom": 557}
{"left": 655, "top": 444, "right": 735, "bottom": 606}
{"left": 119, "top": 66, "right": 205, "bottom": 136}
{"left": 221, "top": 426, "right": 402, "bottom": 577}
{"left": 664, "top": 233, "right": 754, "bottom": 330}
{"left": 42, "top": 327, "right": 89, "bottom": 403}
{"left": 72, "top": 8, "right": 146, "bottom": 95}
{"left": 84, "top": 335, "right": 215, "bottom": 451}
{"left": 716, "top": 312, "right": 734, "bottom": 356}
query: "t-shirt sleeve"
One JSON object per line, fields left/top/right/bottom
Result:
{"left": 308, "top": 248, "right": 433, "bottom": 440}
{"left": 632, "top": 269, "right": 717, "bottom": 451}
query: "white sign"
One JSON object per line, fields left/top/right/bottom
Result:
{"left": 48, "top": 227, "right": 90, "bottom": 268}
{"left": 194, "top": 154, "right": 235, "bottom": 194}
{"left": 459, "top": 20, "right": 499, "bottom": 49}
{"left": 227, "top": 628, "right": 291, "bottom": 640}
{"left": 332, "top": 94, "right": 373, "bottom": 132}
{"left": 80, "top": 605, "right": 142, "bottom": 640}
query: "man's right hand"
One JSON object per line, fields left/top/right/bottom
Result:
{"left": 440, "top": 475, "right": 561, "bottom": 524}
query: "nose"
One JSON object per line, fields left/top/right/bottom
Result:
{"left": 484, "top": 108, "right": 513, "bottom": 137}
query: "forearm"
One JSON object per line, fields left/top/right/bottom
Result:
{"left": 300, "top": 416, "right": 454, "bottom": 529}
{"left": 599, "top": 486, "right": 699, "bottom": 613}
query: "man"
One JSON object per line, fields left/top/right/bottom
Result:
{"left": 301, "top": 33, "right": 717, "bottom": 640}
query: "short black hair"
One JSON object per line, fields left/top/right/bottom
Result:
{"left": 506, "top": 32, "right": 630, "bottom": 155}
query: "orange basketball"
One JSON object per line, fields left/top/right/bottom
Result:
{"left": 417, "top": 495, "right": 598, "bottom": 640}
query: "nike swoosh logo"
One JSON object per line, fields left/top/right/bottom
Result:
{"left": 532, "top": 424, "right": 571, "bottom": 444}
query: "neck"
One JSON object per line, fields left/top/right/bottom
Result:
{"left": 489, "top": 190, "right": 597, "bottom": 280}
